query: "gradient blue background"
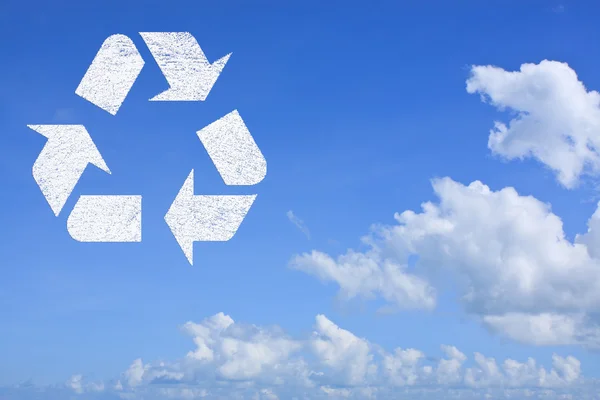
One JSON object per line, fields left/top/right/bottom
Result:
{"left": 1, "top": 0, "right": 598, "bottom": 385}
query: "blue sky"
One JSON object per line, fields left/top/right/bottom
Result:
{"left": 3, "top": 0, "right": 600, "bottom": 398}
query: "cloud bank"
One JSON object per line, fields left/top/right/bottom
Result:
{"left": 14, "top": 312, "right": 589, "bottom": 400}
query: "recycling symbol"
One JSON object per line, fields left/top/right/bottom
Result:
{"left": 27, "top": 32, "right": 267, "bottom": 265}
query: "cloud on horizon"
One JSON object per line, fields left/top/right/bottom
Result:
{"left": 6, "top": 312, "right": 589, "bottom": 400}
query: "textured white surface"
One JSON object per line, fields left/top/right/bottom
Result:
{"left": 67, "top": 195, "right": 142, "bottom": 242}
{"left": 164, "top": 170, "right": 256, "bottom": 265}
{"left": 197, "top": 110, "right": 267, "bottom": 186}
{"left": 27, "top": 124, "right": 111, "bottom": 216}
{"left": 140, "top": 32, "right": 231, "bottom": 101}
{"left": 75, "top": 34, "right": 144, "bottom": 115}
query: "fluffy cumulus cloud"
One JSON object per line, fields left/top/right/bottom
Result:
{"left": 467, "top": 60, "right": 600, "bottom": 188}
{"left": 14, "top": 312, "right": 592, "bottom": 400}
{"left": 290, "top": 177, "right": 600, "bottom": 347}
{"left": 310, "top": 314, "right": 377, "bottom": 386}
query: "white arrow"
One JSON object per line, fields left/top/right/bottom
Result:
{"left": 165, "top": 170, "right": 256, "bottom": 265}
{"left": 75, "top": 34, "right": 145, "bottom": 115}
{"left": 140, "top": 32, "right": 231, "bottom": 101}
{"left": 27, "top": 125, "right": 111, "bottom": 216}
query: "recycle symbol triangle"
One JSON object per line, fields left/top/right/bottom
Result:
{"left": 27, "top": 32, "right": 267, "bottom": 266}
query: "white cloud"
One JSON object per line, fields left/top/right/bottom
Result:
{"left": 482, "top": 313, "right": 590, "bottom": 346}
{"left": 156, "top": 387, "right": 209, "bottom": 399}
{"left": 435, "top": 345, "right": 467, "bottom": 385}
{"left": 66, "top": 375, "right": 85, "bottom": 394}
{"left": 53, "top": 312, "right": 587, "bottom": 399}
{"left": 464, "top": 353, "right": 580, "bottom": 389}
{"left": 287, "top": 210, "right": 311, "bottom": 239}
{"left": 311, "top": 314, "right": 377, "bottom": 386}
{"left": 290, "top": 249, "right": 436, "bottom": 311}
{"left": 381, "top": 347, "right": 425, "bottom": 386}
{"left": 65, "top": 375, "right": 105, "bottom": 394}
{"left": 467, "top": 60, "right": 600, "bottom": 188}
{"left": 290, "top": 177, "right": 600, "bottom": 347}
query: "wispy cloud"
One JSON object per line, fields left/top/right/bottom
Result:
{"left": 286, "top": 210, "right": 310, "bottom": 240}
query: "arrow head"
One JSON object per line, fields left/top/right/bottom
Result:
{"left": 140, "top": 32, "right": 231, "bottom": 101}
{"left": 165, "top": 170, "right": 257, "bottom": 265}
{"left": 165, "top": 169, "right": 196, "bottom": 263}
{"left": 28, "top": 124, "right": 111, "bottom": 216}
{"left": 28, "top": 125, "right": 110, "bottom": 173}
